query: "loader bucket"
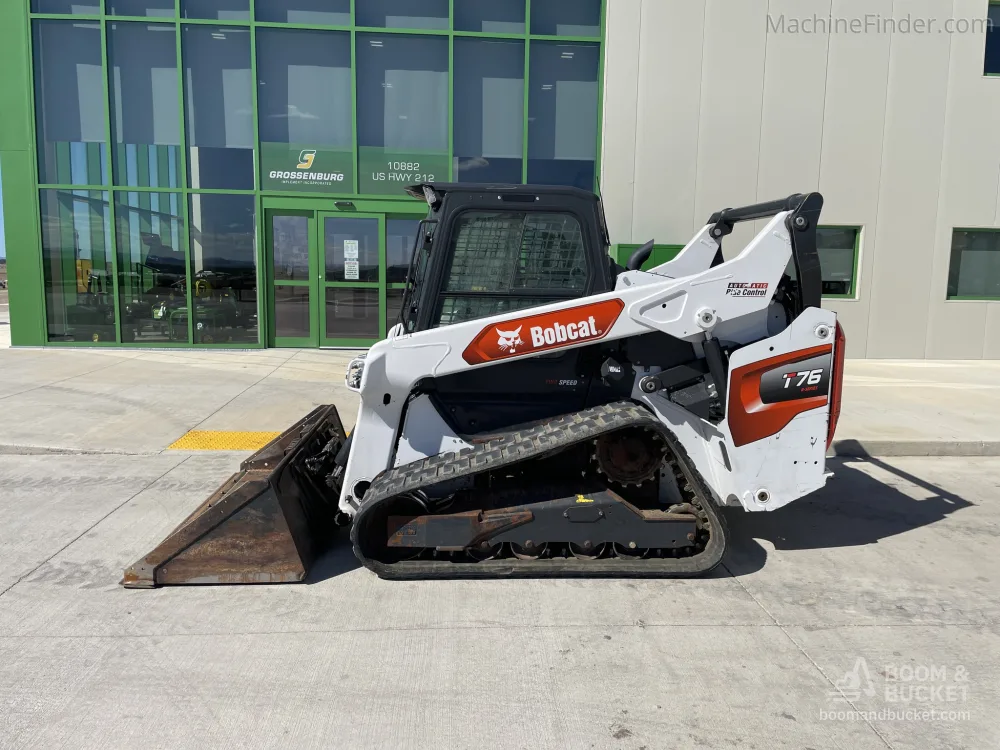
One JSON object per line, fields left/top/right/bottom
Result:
{"left": 122, "top": 405, "right": 348, "bottom": 588}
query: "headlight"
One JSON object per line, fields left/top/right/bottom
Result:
{"left": 345, "top": 353, "right": 367, "bottom": 392}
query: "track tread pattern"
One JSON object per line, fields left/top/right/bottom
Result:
{"left": 351, "top": 401, "right": 727, "bottom": 580}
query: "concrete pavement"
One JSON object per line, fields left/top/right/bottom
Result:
{"left": 0, "top": 336, "right": 999, "bottom": 748}
{"left": 0, "top": 451, "right": 996, "bottom": 749}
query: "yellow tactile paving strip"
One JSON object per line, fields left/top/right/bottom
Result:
{"left": 167, "top": 430, "right": 282, "bottom": 451}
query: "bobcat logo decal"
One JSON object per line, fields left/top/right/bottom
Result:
{"left": 496, "top": 326, "right": 523, "bottom": 353}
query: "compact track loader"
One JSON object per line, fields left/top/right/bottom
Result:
{"left": 123, "top": 183, "right": 845, "bottom": 586}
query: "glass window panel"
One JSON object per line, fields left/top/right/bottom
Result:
{"left": 254, "top": 0, "right": 350, "bottom": 24}
{"left": 355, "top": 0, "right": 449, "bottom": 30}
{"left": 271, "top": 215, "right": 310, "bottom": 281}
{"left": 326, "top": 287, "right": 380, "bottom": 339}
{"left": 39, "top": 190, "right": 115, "bottom": 343}
{"left": 183, "top": 26, "right": 255, "bottom": 190}
{"left": 32, "top": 21, "right": 107, "bottom": 186}
{"left": 107, "top": 0, "right": 175, "bottom": 17}
{"left": 356, "top": 33, "right": 449, "bottom": 194}
{"left": 386, "top": 287, "right": 405, "bottom": 329}
{"left": 31, "top": 0, "right": 100, "bottom": 13}
{"left": 274, "top": 286, "right": 312, "bottom": 338}
{"left": 257, "top": 28, "right": 354, "bottom": 192}
{"left": 109, "top": 23, "right": 182, "bottom": 188}
{"left": 180, "top": 0, "right": 250, "bottom": 21}
{"left": 115, "top": 191, "right": 189, "bottom": 343}
{"left": 436, "top": 295, "right": 550, "bottom": 327}
{"left": 817, "top": 227, "right": 858, "bottom": 296}
{"left": 443, "top": 211, "right": 588, "bottom": 292}
{"left": 454, "top": 38, "right": 524, "bottom": 184}
{"left": 987, "top": 4, "right": 1000, "bottom": 75}
{"left": 948, "top": 230, "right": 1000, "bottom": 299}
{"left": 386, "top": 218, "right": 420, "bottom": 283}
{"left": 527, "top": 42, "right": 599, "bottom": 190}
{"left": 188, "top": 194, "right": 258, "bottom": 343}
{"left": 454, "top": 0, "right": 526, "bottom": 33}
{"left": 530, "top": 0, "right": 601, "bottom": 37}
{"left": 325, "top": 217, "right": 380, "bottom": 282}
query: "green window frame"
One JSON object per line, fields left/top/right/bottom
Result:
{"left": 947, "top": 228, "right": 1000, "bottom": 301}
{"left": 23, "top": 0, "right": 608, "bottom": 348}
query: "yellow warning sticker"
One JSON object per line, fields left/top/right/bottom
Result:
{"left": 576, "top": 494, "right": 594, "bottom": 503}
{"left": 167, "top": 431, "right": 281, "bottom": 451}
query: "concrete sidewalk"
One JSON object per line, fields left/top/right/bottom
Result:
{"left": 0, "top": 331, "right": 998, "bottom": 456}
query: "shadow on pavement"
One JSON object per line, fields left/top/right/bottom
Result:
{"left": 306, "top": 528, "right": 362, "bottom": 582}
{"left": 305, "top": 457, "right": 975, "bottom": 582}
{"left": 722, "top": 457, "right": 975, "bottom": 577}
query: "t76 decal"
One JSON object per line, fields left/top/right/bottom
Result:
{"left": 462, "top": 299, "right": 625, "bottom": 365}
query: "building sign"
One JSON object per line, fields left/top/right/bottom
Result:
{"left": 261, "top": 143, "right": 354, "bottom": 193}
{"left": 359, "top": 148, "right": 449, "bottom": 195}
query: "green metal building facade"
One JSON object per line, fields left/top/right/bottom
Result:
{"left": 0, "top": 0, "right": 606, "bottom": 348}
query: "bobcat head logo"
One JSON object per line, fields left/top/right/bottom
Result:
{"left": 496, "top": 326, "right": 523, "bottom": 353}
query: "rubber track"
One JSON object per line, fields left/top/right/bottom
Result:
{"left": 350, "top": 401, "right": 728, "bottom": 580}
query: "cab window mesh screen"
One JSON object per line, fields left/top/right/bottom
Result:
{"left": 443, "top": 211, "right": 588, "bottom": 293}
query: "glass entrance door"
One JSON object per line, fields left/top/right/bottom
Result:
{"left": 267, "top": 210, "right": 319, "bottom": 347}
{"left": 321, "top": 212, "right": 384, "bottom": 346}
{"left": 266, "top": 209, "right": 424, "bottom": 348}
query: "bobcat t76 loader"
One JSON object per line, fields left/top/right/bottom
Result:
{"left": 123, "top": 183, "right": 845, "bottom": 585}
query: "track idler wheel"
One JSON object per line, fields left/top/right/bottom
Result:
{"left": 511, "top": 541, "right": 547, "bottom": 560}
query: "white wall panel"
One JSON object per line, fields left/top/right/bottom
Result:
{"left": 925, "top": 0, "right": 1000, "bottom": 358}
{"left": 695, "top": 0, "right": 769, "bottom": 257}
{"left": 865, "top": 0, "right": 953, "bottom": 358}
{"left": 599, "top": 0, "right": 641, "bottom": 246}
{"left": 630, "top": 0, "right": 707, "bottom": 246}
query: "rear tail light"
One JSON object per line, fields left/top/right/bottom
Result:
{"left": 826, "top": 322, "right": 846, "bottom": 450}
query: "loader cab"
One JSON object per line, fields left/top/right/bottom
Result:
{"left": 398, "top": 183, "right": 622, "bottom": 434}
{"left": 398, "top": 183, "right": 615, "bottom": 334}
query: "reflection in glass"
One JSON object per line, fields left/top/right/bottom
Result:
{"left": 31, "top": 0, "right": 100, "bottom": 12}
{"left": 271, "top": 215, "right": 310, "bottom": 281}
{"left": 183, "top": 26, "right": 255, "bottom": 190}
{"left": 356, "top": 34, "right": 449, "bottom": 193}
{"left": 986, "top": 4, "right": 1000, "bottom": 75}
{"left": 107, "top": 0, "right": 175, "bottom": 16}
{"left": 530, "top": 0, "right": 601, "bottom": 36}
{"left": 32, "top": 21, "right": 107, "bottom": 186}
{"left": 256, "top": 28, "right": 353, "bottom": 191}
{"left": 274, "top": 286, "right": 312, "bottom": 339}
{"left": 454, "top": 0, "right": 526, "bottom": 33}
{"left": 325, "top": 217, "right": 380, "bottom": 283}
{"left": 181, "top": 0, "right": 250, "bottom": 20}
{"left": 188, "top": 194, "right": 258, "bottom": 343}
{"left": 116, "top": 191, "right": 188, "bottom": 343}
{"left": 386, "top": 219, "right": 419, "bottom": 283}
{"left": 527, "top": 42, "right": 599, "bottom": 190}
{"left": 109, "top": 23, "right": 181, "bottom": 188}
{"left": 453, "top": 38, "right": 524, "bottom": 184}
{"left": 385, "top": 287, "right": 405, "bottom": 330}
{"left": 817, "top": 227, "right": 858, "bottom": 296}
{"left": 948, "top": 231, "right": 1000, "bottom": 299}
{"left": 326, "top": 287, "right": 380, "bottom": 339}
{"left": 355, "top": 0, "right": 449, "bottom": 30}
{"left": 39, "top": 190, "right": 116, "bottom": 343}
{"left": 254, "top": 0, "right": 350, "bottom": 24}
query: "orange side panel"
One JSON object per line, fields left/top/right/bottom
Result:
{"left": 728, "top": 344, "right": 833, "bottom": 447}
